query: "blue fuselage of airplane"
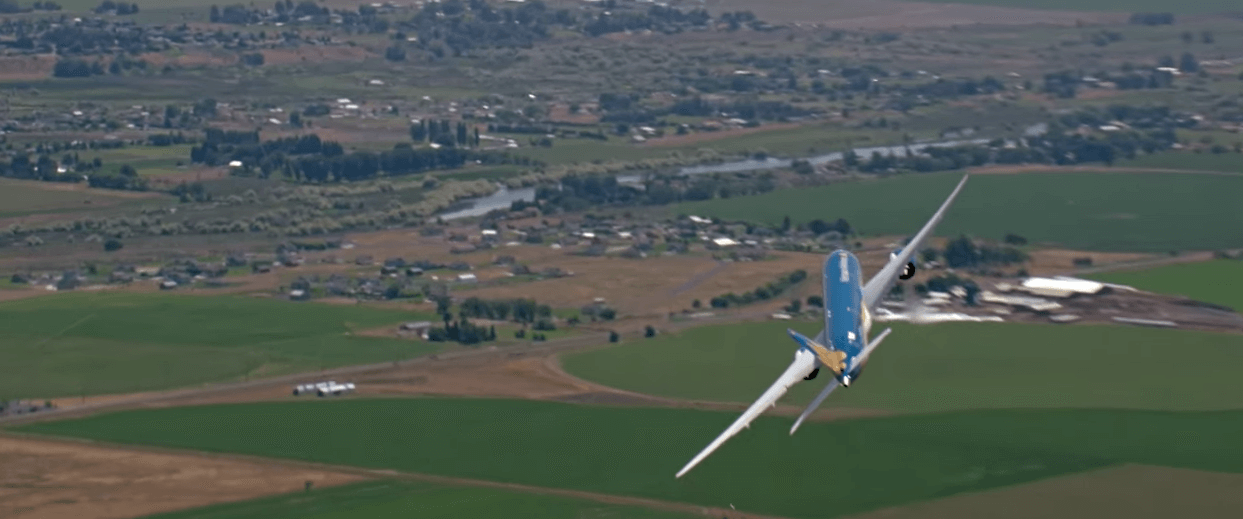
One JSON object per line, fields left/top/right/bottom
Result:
{"left": 820, "top": 250, "right": 866, "bottom": 383}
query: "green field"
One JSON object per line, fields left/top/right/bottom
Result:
{"left": 562, "top": 321, "right": 1243, "bottom": 412}
{"left": 676, "top": 170, "right": 1243, "bottom": 252}
{"left": 141, "top": 480, "right": 699, "bottom": 519}
{"left": 0, "top": 178, "right": 157, "bottom": 218}
{"left": 1088, "top": 260, "right": 1243, "bottom": 311}
{"left": 15, "top": 398, "right": 1243, "bottom": 519}
{"left": 0, "top": 292, "right": 437, "bottom": 399}
{"left": 80, "top": 144, "right": 197, "bottom": 176}
{"left": 1117, "top": 151, "right": 1243, "bottom": 173}
{"left": 911, "top": 0, "right": 1240, "bottom": 14}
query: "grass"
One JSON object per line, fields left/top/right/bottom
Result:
{"left": 78, "top": 144, "right": 197, "bottom": 176}
{"left": 912, "top": 0, "right": 1241, "bottom": 14}
{"left": 1087, "top": 259, "right": 1243, "bottom": 311}
{"left": 0, "top": 292, "right": 438, "bottom": 399}
{"left": 562, "top": 320, "right": 1243, "bottom": 413}
{"left": 15, "top": 398, "right": 1243, "bottom": 519}
{"left": 1117, "top": 151, "right": 1243, "bottom": 172}
{"left": 675, "top": 170, "right": 1243, "bottom": 252}
{"left": 140, "top": 479, "right": 700, "bottom": 519}
{"left": 0, "top": 178, "right": 156, "bottom": 218}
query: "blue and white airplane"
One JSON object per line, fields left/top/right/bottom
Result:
{"left": 675, "top": 174, "right": 970, "bottom": 479}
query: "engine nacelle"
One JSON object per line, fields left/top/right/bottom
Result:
{"left": 804, "top": 367, "right": 820, "bottom": 381}
{"left": 891, "top": 248, "right": 916, "bottom": 280}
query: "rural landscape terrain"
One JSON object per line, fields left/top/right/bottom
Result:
{"left": 3, "top": 0, "right": 1243, "bottom": 516}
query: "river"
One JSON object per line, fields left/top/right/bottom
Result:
{"left": 437, "top": 127, "right": 1043, "bottom": 221}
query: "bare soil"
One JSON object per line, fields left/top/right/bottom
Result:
{"left": 0, "top": 435, "right": 366, "bottom": 519}
{"left": 0, "top": 55, "right": 56, "bottom": 81}
{"left": 644, "top": 122, "right": 806, "bottom": 147}
{"left": 701, "top": 0, "right": 1125, "bottom": 29}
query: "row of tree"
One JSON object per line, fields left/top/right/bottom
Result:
{"left": 708, "top": 269, "right": 807, "bottom": 309}
{"left": 530, "top": 171, "right": 779, "bottom": 213}
{"left": 455, "top": 296, "right": 554, "bottom": 324}
{"left": 410, "top": 119, "right": 479, "bottom": 148}
{"left": 427, "top": 315, "right": 497, "bottom": 345}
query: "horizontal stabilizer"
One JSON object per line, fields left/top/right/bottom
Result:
{"left": 788, "top": 328, "right": 846, "bottom": 374}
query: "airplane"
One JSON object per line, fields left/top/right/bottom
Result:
{"left": 675, "top": 174, "right": 970, "bottom": 479}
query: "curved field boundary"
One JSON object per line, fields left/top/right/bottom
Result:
{"left": 0, "top": 431, "right": 798, "bottom": 519}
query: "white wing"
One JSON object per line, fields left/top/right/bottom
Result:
{"left": 675, "top": 348, "right": 818, "bottom": 478}
{"left": 862, "top": 174, "right": 969, "bottom": 312}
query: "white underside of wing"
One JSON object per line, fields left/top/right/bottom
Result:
{"left": 675, "top": 348, "right": 818, "bottom": 478}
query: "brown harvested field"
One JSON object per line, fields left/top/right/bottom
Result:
{"left": 142, "top": 167, "right": 230, "bottom": 189}
{"left": 138, "top": 50, "right": 237, "bottom": 68}
{"left": 0, "top": 435, "right": 366, "bottom": 519}
{"left": 547, "top": 104, "right": 601, "bottom": 124}
{"left": 643, "top": 122, "right": 805, "bottom": 148}
{"left": 1024, "top": 249, "right": 1156, "bottom": 276}
{"left": 259, "top": 46, "right": 373, "bottom": 66}
{"left": 701, "top": 0, "right": 1124, "bottom": 28}
{"left": 0, "top": 55, "right": 56, "bottom": 81}
{"left": 846, "top": 464, "right": 1243, "bottom": 519}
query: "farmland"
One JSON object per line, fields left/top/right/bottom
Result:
{"left": 143, "top": 480, "right": 701, "bottom": 519}
{"left": 1087, "top": 259, "right": 1243, "bottom": 311}
{"left": 908, "top": 0, "right": 1239, "bottom": 15}
{"left": 675, "top": 171, "right": 1243, "bottom": 252}
{"left": 0, "top": 177, "right": 162, "bottom": 219}
{"left": 0, "top": 292, "right": 437, "bottom": 399}
{"left": 561, "top": 320, "right": 1243, "bottom": 412}
{"left": 14, "top": 398, "right": 1243, "bottom": 519}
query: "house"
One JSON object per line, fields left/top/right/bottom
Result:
{"left": 707, "top": 237, "right": 739, "bottom": 250}
{"left": 160, "top": 280, "right": 178, "bottom": 290}
{"left": 457, "top": 273, "right": 478, "bottom": 283}
{"left": 289, "top": 289, "right": 310, "bottom": 301}
{"left": 405, "top": 267, "right": 424, "bottom": 277}
{"left": 400, "top": 321, "right": 433, "bottom": 339}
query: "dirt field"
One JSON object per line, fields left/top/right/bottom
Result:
{"left": 259, "top": 46, "right": 373, "bottom": 66}
{"left": 644, "top": 122, "right": 806, "bottom": 148}
{"left": 700, "top": 0, "right": 1126, "bottom": 29}
{"left": 0, "top": 435, "right": 366, "bottom": 519}
{"left": 0, "top": 55, "right": 56, "bottom": 81}
{"left": 847, "top": 464, "right": 1243, "bottom": 519}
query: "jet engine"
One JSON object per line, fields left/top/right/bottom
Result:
{"left": 890, "top": 248, "right": 917, "bottom": 280}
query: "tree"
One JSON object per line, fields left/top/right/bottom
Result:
{"left": 384, "top": 46, "right": 406, "bottom": 61}
{"left": 1179, "top": 52, "right": 1199, "bottom": 73}
{"left": 806, "top": 295, "right": 823, "bottom": 307}
{"left": 943, "top": 235, "right": 978, "bottom": 268}
{"left": 787, "top": 299, "right": 802, "bottom": 313}
{"left": 781, "top": 215, "right": 791, "bottom": 232}
{"left": 644, "top": 325, "right": 656, "bottom": 338}
{"left": 103, "top": 239, "right": 124, "bottom": 252}
{"left": 691, "top": 299, "right": 701, "bottom": 308}
{"left": 608, "top": 330, "right": 620, "bottom": 343}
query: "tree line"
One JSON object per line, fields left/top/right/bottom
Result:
{"left": 527, "top": 171, "right": 779, "bottom": 213}
{"left": 410, "top": 119, "right": 480, "bottom": 148}
{"left": 708, "top": 269, "right": 807, "bottom": 309}
{"left": 189, "top": 130, "right": 533, "bottom": 182}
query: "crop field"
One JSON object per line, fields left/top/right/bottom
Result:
{"left": 1087, "top": 259, "right": 1243, "bottom": 311}
{"left": 78, "top": 144, "right": 198, "bottom": 176}
{"left": 0, "top": 177, "right": 161, "bottom": 219}
{"left": 907, "top": 0, "right": 1240, "bottom": 14}
{"left": 142, "top": 479, "right": 700, "bottom": 519}
{"left": 850, "top": 464, "right": 1243, "bottom": 519}
{"left": 0, "top": 292, "right": 437, "bottom": 399}
{"left": 1117, "top": 151, "right": 1243, "bottom": 173}
{"left": 562, "top": 320, "right": 1243, "bottom": 412}
{"left": 14, "top": 398, "right": 1243, "bottom": 519}
{"left": 676, "top": 170, "right": 1243, "bottom": 252}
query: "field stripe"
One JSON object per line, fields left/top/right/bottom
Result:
{"left": 0, "top": 431, "right": 796, "bottom": 519}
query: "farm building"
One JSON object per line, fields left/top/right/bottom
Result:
{"left": 978, "top": 291, "right": 1062, "bottom": 313}
{"left": 1006, "top": 276, "right": 1120, "bottom": 298}
{"left": 400, "top": 321, "right": 433, "bottom": 339}
{"left": 458, "top": 273, "right": 478, "bottom": 283}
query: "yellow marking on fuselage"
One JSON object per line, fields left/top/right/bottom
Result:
{"left": 807, "top": 340, "right": 848, "bottom": 374}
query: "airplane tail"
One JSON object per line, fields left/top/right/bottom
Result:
{"left": 787, "top": 328, "right": 846, "bottom": 375}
